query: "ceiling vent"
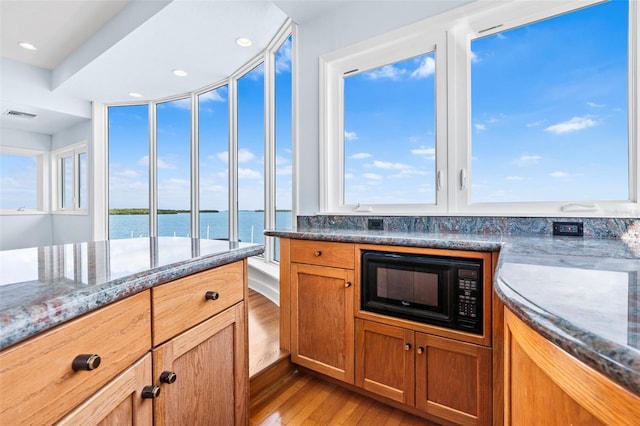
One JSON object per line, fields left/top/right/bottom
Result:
{"left": 4, "top": 110, "right": 37, "bottom": 119}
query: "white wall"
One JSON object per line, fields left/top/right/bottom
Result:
{"left": 0, "top": 128, "right": 53, "bottom": 250}
{"left": 295, "top": 1, "right": 471, "bottom": 214}
{"left": 51, "top": 120, "right": 93, "bottom": 245}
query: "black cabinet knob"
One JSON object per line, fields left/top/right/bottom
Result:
{"left": 205, "top": 291, "right": 220, "bottom": 301}
{"left": 72, "top": 354, "right": 101, "bottom": 371}
{"left": 141, "top": 385, "right": 161, "bottom": 399}
{"left": 160, "top": 371, "right": 177, "bottom": 384}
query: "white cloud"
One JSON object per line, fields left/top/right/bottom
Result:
{"left": 549, "top": 171, "right": 570, "bottom": 178}
{"left": 587, "top": 101, "right": 605, "bottom": 108}
{"left": 475, "top": 123, "right": 486, "bottom": 131}
{"left": 349, "top": 152, "right": 371, "bottom": 159}
{"left": 526, "top": 120, "right": 547, "bottom": 128}
{"left": 345, "top": 173, "right": 354, "bottom": 179}
{"left": 545, "top": 116, "right": 597, "bottom": 134}
{"left": 373, "top": 160, "right": 411, "bottom": 170}
{"left": 514, "top": 154, "right": 543, "bottom": 166}
{"left": 115, "top": 169, "right": 140, "bottom": 178}
{"left": 411, "top": 146, "right": 435, "bottom": 160}
{"left": 199, "top": 87, "right": 226, "bottom": 103}
{"left": 138, "top": 155, "right": 175, "bottom": 169}
{"left": 365, "top": 65, "right": 407, "bottom": 81}
{"left": 216, "top": 151, "right": 228, "bottom": 163}
{"left": 238, "top": 168, "right": 261, "bottom": 179}
{"left": 276, "top": 155, "right": 289, "bottom": 166}
{"left": 168, "top": 98, "right": 191, "bottom": 109}
{"left": 345, "top": 130, "right": 358, "bottom": 141}
{"left": 238, "top": 148, "right": 255, "bottom": 163}
{"left": 506, "top": 176, "right": 524, "bottom": 181}
{"left": 411, "top": 57, "right": 435, "bottom": 79}
{"left": 276, "top": 165, "right": 292, "bottom": 176}
{"left": 363, "top": 173, "right": 382, "bottom": 180}
{"left": 276, "top": 37, "right": 292, "bottom": 74}
{"left": 470, "top": 51, "right": 480, "bottom": 63}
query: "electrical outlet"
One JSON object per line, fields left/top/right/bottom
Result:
{"left": 368, "top": 218, "right": 383, "bottom": 230}
{"left": 552, "top": 221, "right": 583, "bottom": 237}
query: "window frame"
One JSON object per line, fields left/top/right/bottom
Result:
{"left": 51, "top": 142, "right": 88, "bottom": 214}
{"left": 0, "top": 146, "right": 48, "bottom": 215}
{"left": 320, "top": 0, "right": 639, "bottom": 217}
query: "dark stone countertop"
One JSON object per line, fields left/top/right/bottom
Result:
{"left": 266, "top": 227, "right": 640, "bottom": 396}
{"left": 0, "top": 237, "right": 264, "bottom": 350}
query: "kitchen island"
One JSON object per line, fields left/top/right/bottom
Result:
{"left": 0, "top": 237, "right": 263, "bottom": 425}
{"left": 266, "top": 227, "right": 639, "bottom": 424}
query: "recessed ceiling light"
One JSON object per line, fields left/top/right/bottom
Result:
{"left": 236, "top": 37, "right": 252, "bottom": 47}
{"left": 18, "top": 42, "right": 37, "bottom": 51}
{"left": 129, "top": 92, "right": 143, "bottom": 98}
{"left": 172, "top": 69, "right": 188, "bottom": 77}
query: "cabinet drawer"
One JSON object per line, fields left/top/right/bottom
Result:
{"left": 0, "top": 291, "right": 151, "bottom": 426}
{"left": 290, "top": 240, "right": 354, "bottom": 269}
{"left": 152, "top": 261, "right": 244, "bottom": 346}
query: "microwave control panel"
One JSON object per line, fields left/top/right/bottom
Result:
{"left": 457, "top": 268, "right": 480, "bottom": 330}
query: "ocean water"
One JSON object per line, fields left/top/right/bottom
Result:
{"left": 109, "top": 211, "right": 292, "bottom": 244}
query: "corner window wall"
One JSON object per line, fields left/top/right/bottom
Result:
{"left": 105, "top": 23, "right": 294, "bottom": 265}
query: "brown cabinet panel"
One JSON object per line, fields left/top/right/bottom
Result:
{"left": 290, "top": 240, "right": 355, "bottom": 269}
{"left": 153, "top": 302, "right": 247, "bottom": 426}
{"left": 415, "top": 333, "right": 492, "bottom": 426}
{"left": 56, "top": 354, "right": 153, "bottom": 426}
{"left": 355, "top": 319, "right": 415, "bottom": 405}
{"left": 291, "top": 263, "right": 355, "bottom": 383}
{"left": 0, "top": 291, "right": 151, "bottom": 426}
{"left": 152, "top": 261, "right": 244, "bottom": 346}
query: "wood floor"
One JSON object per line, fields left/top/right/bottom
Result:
{"left": 247, "top": 290, "right": 436, "bottom": 426}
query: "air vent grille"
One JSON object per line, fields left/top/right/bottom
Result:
{"left": 4, "top": 110, "right": 37, "bottom": 119}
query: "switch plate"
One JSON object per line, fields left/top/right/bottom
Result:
{"left": 552, "top": 221, "right": 583, "bottom": 237}
{"left": 368, "top": 218, "right": 383, "bottom": 230}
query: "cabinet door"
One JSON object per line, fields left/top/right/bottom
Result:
{"left": 415, "top": 333, "right": 492, "bottom": 426}
{"left": 355, "top": 319, "right": 415, "bottom": 405}
{"left": 291, "top": 263, "right": 355, "bottom": 383}
{"left": 153, "top": 303, "right": 247, "bottom": 426}
{"left": 56, "top": 354, "right": 153, "bottom": 426}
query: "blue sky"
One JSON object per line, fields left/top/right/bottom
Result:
{"left": 344, "top": 0, "right": 629, "bottom": 205}
{"left": 108, "top": 36, "right": 292, "bottom": 212}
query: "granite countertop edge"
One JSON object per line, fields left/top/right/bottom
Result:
{"left": 266, "top": 228, "right": 640, "bottom": 397}
{"left": 0, "top": 244, "right": 264, "bottom": 351}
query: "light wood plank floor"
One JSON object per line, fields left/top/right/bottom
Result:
{"left": 250, "top": 371, "right": 436, "bottom": 425}
{"left": 248, "top": 289, "right": 287, "bottom": 377}
{"left": 247, "top": 290, "right": 436, "bottom": 425}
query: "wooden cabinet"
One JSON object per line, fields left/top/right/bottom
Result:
{"left": 356, "top": 319, "right": 492, "bottom": 426}
{"left": 504, "top": 308, "right": 640, "bottom": 425}
{"left": 152, "top": 303, "right": 247, "bottom": 426}
{"left": 291, "top": 263, "right": 355, "bottom": 383}
{"left": 0, "top": 259, "right": 249, "bottom": 426}
{"left": 56, "top": 354, "right": 153, "bottom": 425}
{"left": 0, "top": 291, "right": 151, "bottom": 425}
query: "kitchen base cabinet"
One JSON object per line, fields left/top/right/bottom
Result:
{"left": 56, "top": 354, "right": 153, "bottom": 425}
{"left": 152, "top": 302, "right": 247, "bottom": 426}
{"left": 415, "top": 333, "right": 492, "bottom": 426}
{"left": 291, "top": 263, "right": 355, "bottom": 384}
{"left": 356, "top": 319, "right": 492, "bottom": 426}
{"left": 504, "top": 309, "right": 640, "bottom": 425}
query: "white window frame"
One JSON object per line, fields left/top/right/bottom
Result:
{"left": 0, "top": 146, "right": 48, "bottom": 215}
{"left": 320, "top": 0, "right": 639, "bottom": 218}
{"left": 51, "top": 142, "right": 88, "bottom": 214}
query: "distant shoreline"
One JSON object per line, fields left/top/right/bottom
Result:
{"left": 109, "top": 208, "right": 220, "bottom": 215}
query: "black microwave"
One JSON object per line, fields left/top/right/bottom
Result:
{"left": 361, "top": 250, "right": 483, "bottom": 334}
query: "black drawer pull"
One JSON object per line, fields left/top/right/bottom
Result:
{"left": 72, "top": 354, "right": 101, "bottom": 371}
{"left": 205, "top": 291, "right": 220, "bottom": 301}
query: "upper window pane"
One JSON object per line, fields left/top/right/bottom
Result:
{"left": 108, "top": 104, "right": 149, "bottom": 239}
{"left": 198, "top": 86, "right": 229, "bottom": 240}
{"left": 61, "top": 155, "right": 74, "bottom": 209}
{"left": 157, "top": 98, "right": 192, "bottom": 237}
{"left": 0, "top": 152, "right": 39, "bottom": 210}
{"left": 237, "top": 63, "right": 265, "bottom": 244}
{"left": 343, "top": 52, "right": 437, "bottom": 205}
{"left": 471, "top": 0, "right": 629, "bottom": 203}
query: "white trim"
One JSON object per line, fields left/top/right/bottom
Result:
{"left": 248, "top": 257, "right": 280, "bottom": 305}
{"left": 51, "top": 141, "right": 88, "bottom": 213}
{"left": 93, "top": 102, "right": 107, "bottom": 241}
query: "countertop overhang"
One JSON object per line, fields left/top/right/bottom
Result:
{"left": 266, "top": 228, "right": 640, "bottom": 396}
{"left": 0, "top": 237, "right": 264, "bottom": 351}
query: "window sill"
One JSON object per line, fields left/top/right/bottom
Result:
{"left": 51, "top": 210, "right": 89, "bottom": 216}
{"left": 0, "top": 210, "right": 48, "bottom": 216}
{"left": 248, "top": 256, "right": 280, "bottom": 280}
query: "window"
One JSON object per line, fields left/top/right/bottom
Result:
{"left": 321, "top": 0, "right": 638, "bottom": 217}
{"left": 156, "top": 97, "right": 192, "bottom": 237}
{"left": 0, "top": 147, "right": 46, "bottom": 213}
{"left": 108, "top": 104, "right": 149, "bottom": 239}
{"left": 470, "top": 0, "right": 629, "bottom": 204}
{"left": 237, "top": 63, "right": 265, "bottom": 245}
{"left": 198, "top": 85, "right": 229, "bottom": 240}
{"left": 52, "top": 143, "right": 87, "bottom": 213}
